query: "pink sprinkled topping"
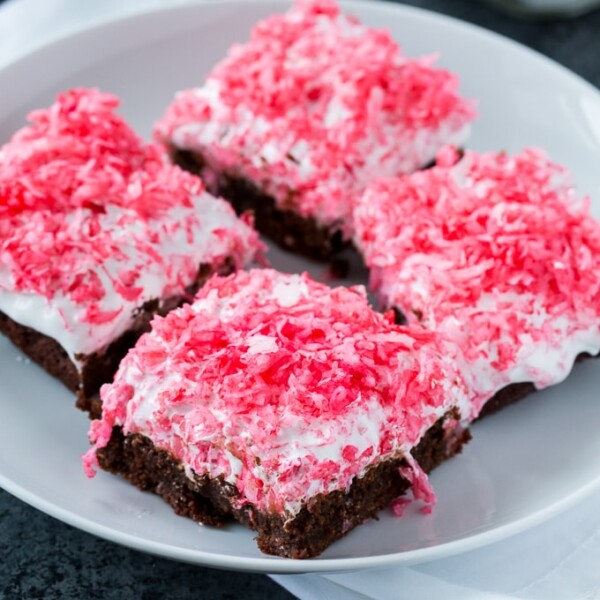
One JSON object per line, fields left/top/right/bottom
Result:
{"left": 1, "top": 88, "right": 192, "bottom": 219}
{"left": 398, "top": 453, "right": 437, "bottom": 515}
{"left": 354, "top": 148, "right": 600, "bottom": 413}
{"left": 85, "top": 269, "right": 468, "bottom": 515}
{"left": 155, "top": 0, "right": 475, "bottom": 232}
{"left": 0, "top": 88, "right": 259, "bottom": 359}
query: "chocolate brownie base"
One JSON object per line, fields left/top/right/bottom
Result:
{"left": 170, "top": 148, "right": 346, "bottom": 260}
{"left": 96, "top": 410, "right": 470, "bottom": 559}
{"left": 0, "top": 309, "right": 81, "bottom": 392}
{"left": 0, "top": 262, "right": 233, "bottom": 418}
{"left": 168, "top": 147, "right": 457, "bottom": 261}
{"left": 476, "top": 382, "right": 536, "bottom": 419}
{"left": 476, "top": 352, "right": 596, "bottom": 419}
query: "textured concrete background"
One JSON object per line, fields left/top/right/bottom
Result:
{"left": 1, "top": 1, "right": 599, "bottom": 598}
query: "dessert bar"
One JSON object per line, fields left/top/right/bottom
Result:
{"left": 156, "top": 0, "right": 475, "bottom": 258}
{"left": 84, "top": 269, "right": 471, "bottom": 558}
{"left": 0, "top": 89, "right": 260, "bottom": 415}
{"left": 354, "top": 146, "right": 600, "bottom": 416}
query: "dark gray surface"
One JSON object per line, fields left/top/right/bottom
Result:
{"left": 1, "top": 1, "right": 599, "bottom": 599}
{"left": 0, "top": 486, "right": 290, "bottom": 600}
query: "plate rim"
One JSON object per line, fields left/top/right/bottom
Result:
{"left": 1, "top": 0, "right": 600, "bottom": 574}
{"left": 1, "top": 463, "right": 599, "bottom": 573}
{"left": 1, "top": 0, "right": 599, "bottom": 100}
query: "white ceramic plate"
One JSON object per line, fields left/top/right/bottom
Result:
{"left": 1, "top": 0, "right": 600, "bottom": 575}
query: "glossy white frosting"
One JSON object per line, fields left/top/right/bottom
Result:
{"left": 0, "top": 193, "right": 257, "bottom": 366}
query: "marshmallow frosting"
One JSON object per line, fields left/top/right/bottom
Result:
{"left": 354, "top": 147, "right": 600, "bottom": 415}
{"left": 84, "top": 269, "right": 470, "bottom": 518}
{"left": 0, "top": 89, "right": 260, "bottom": 364}
{"left": 155, "top": 0, "right": 475, "bottom": 235}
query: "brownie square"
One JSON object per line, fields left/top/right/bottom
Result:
{"left": 84, "top": 269, "right": 471, "bottom": 557}
{"left": 156, "top": 1, "right": 475, "bottom": 259}
{"left": 0, "top": 89, "right": 259, "bottom": 413}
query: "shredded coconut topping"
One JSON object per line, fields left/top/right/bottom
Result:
{"left": 0, "top": 88, "right": 260, "bottom": 358}
{"left": 84, "top": 269, "right": 468, "bottom": 516}
{"left": 155, "top": 0, "right": 475, "bottom": 232}
{"left": 354, "top": 147, "right": 600, "bottom": 413}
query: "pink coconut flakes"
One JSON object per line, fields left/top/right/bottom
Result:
{"left": 85, "top": 269, "right": 468, "bottom": 513}
{"left": 0, "top": 89, "right": 256, "bottom": 328}
{"left": 354, "top": 146, "right": 600, "bottom": 411}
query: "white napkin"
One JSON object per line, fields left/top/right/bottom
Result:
{"left": 1, "top": 1, "right": 599, "bottom": 599}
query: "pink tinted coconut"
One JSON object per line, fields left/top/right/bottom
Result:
{"left": 354, "top": 146, "right": 600, "bottom": 415}
{"left": 0, "top": 88, "right": 260, "bottom": 404}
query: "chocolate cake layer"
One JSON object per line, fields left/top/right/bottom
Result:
{"left": 169, "top": 147, "right": 453, "bottom": 262}
{"left": 0, "top": 262, "right": 233, "bottom": 418}
{"left": 0, "top": 309, "right": 81, "bottom": 392}
{"left": 171, "top": 148, "right": 347, "bottom": 260}
{"left": 0, "top": 305, "right": 170, "bottom": 419}
{"left": 96, "top": 410, "right": 471, "bottom": 559}
{"left": 476, "top": 382, "right": 536, "bottom": 419}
